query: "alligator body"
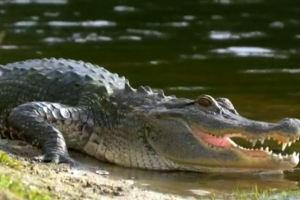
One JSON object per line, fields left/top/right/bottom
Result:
{"left": 0, "top": 58, "right": 299, "bottom": 174}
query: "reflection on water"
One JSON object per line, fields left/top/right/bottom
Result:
{"left": 14, "top": 21, "right": 38, "bottom": 27}
{"left": 209, "top": 31, "right": 265, "bottom": 40}
{"left": 1, "top": 0, "right": 300, "bottom": 198}
{"left": 243, "top": 69, "right": 300, "bottom": 74}
{"left": 210, "top": 46, "right": 288, "bottom": 59}
{"left": 48, "top": 21, "right": 116, "bottom": 27}
{"left": 72, "top": 152, "right": 299, "bottom": 198}
{"left": 126, "top": 29, "right": 164, "bottom": 37}
{"left": 0, "top": 45, "right": 21, "bottom": 49}
{"left": 0, "top": 0, "right": 68, "bottom": 4}
{"left": 113, "top": 5, "right": 136, "bottom": 12}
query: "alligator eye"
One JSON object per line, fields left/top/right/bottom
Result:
{"left": 196, "top": 95, "right": 213, "bottom": 107}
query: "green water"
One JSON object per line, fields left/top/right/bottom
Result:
{"left": 1, "top": 0, "right": 300, "bottom": 198}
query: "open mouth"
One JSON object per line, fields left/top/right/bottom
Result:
{"left": 194, "top": 130, "right": 300, "bottom": 165}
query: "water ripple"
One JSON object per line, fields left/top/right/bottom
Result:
{"left": 0, "top": 0, "right": 67, "bottom": 4}
{"left": 113, "top": 5, "right": 136, "bottom": 12}
{"left": 269, "top": 21, "right": 285, "bottom": 29}
{"left": 147, "top": 22, "right": 189, "bottom": 27}
{"left": 119, "top": 36, "right": 141, "bottom": 41}
{"left": 183, "top": 15, "right": 195, "bottom": 21}
{"left": 149, "top": 60, "right": 160, "bottom": 65}
{"left": 242, "top": 69, "right": 300, "bottom": 74}
{"left": 168, "top": 86, "right": 205, "bottom": 91}
{"left": 73, "top": 33, "right": 112, "bottom": 42}
{"left": 43, "top": 33, "right": 113, "bottom": 44}
{"left": 214, "top": 0, "right": 262, "bottom": 4}
{"left": 180, "top": 54, "right": 206, "bottom": 60}
{"left": 0, "top": 45, "right": 22, "bottom": 50}
{"left": 14, "top": 21, "right": 38, "bottom": 27}
{"left": 43, "top": 37, "right": 65, "bottom": 43}
{"left": 210, "top": 46, "right": 288, "bottom": 59}
{"left": 44, "top": 12, "right": 60, "bottom": 17}
{"left": 48, "top": 20, "right": 116, "bottom": 27}
{"left": 13, "top": 29, "right": 26, "bottom": 33}
{"left": 215, "top": 0, "right": 231, "bottom": 4}
{"left": 127, "top": 29, "right": 164, "bottom": 37}
{"left": 210, "top": 31, "right": 265, "bottom": 40}
{"left": 166, "top": 22, "right": 189, "bottom": 27}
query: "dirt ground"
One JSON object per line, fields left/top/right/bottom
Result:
{"left": 0, "top": 139, "right": 184, "bottom": 200}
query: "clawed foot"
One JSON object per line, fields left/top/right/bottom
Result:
{"left": 33, "top": 152, "right": 76, "bottom": 167}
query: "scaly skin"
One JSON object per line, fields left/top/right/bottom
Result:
{"left": 0, "top": 58, "right": 299, "bottom": 174}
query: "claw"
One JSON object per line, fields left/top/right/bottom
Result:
{"left": 33, "top": 152, "right": 75, "bottom": 166}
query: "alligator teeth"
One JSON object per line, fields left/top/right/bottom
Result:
{"left": 288, "top": 142, "right": 292, "bottom": 147}
{"left": 278, "top": 141, "right": 281, "bottom": 145}
{"left": 282, "top": 142, "right": 288, "bottom": 151}
{"left": 292, "top": 152, "right": 299, "bottom": 164}
{"left": 268, "top": 150, "right": 273, "bottom": 154}
{"left": 228, "top": 139, "right": 237, "bottom": 147}
{"left": 270, "top": 151, "right": 300, "bottom": 164}
{"left": 260, "top": 139, "right": 265, "bottom": 145}
{"left": 251, "top": 139, "right": 257, "bottom": 147}
{"left": 265, "top": 147, "right": 269, "bottom": 152}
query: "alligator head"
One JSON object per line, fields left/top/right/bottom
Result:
{"left": 98, "top": 84, "right": 300, "bottom": 174}
{"left": 141, "top": 93, "right": 300, "bottom": 174}
{"left": 111, "top": 85, "right": 300, "bottom": 174}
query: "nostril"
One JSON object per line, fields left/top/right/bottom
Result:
{"left": 277, "top": 118, "right": 300, "bottom": 136}
{"left": 280, "top": 118, "right": 300, "bottom": 123}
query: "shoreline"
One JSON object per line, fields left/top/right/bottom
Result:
{"left": 0, "top": 139, "right": 183, "bottom": 200}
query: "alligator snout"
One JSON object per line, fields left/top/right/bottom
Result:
{"left": 275, "top": 118, "right": 300, "bottom": 137}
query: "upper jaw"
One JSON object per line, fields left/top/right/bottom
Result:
{"left": 196, "top": 115, "right": 300, "bottom": 145}
{"left": 191, "top": 117, "right": 300, "bottom": 173}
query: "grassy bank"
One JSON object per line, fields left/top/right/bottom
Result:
{"left": 0, "top": 173, "right": 52, "bottom": 200}
{"left": 0, "top": 150, "right": 53, "bottom": 200}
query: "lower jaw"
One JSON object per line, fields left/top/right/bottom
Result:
{"left": 193, "top": 130, "right": 299, "bottom": 166}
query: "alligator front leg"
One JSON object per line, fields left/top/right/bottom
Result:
{"left": 6, "top": 102, "right": 92, "bottom": 165}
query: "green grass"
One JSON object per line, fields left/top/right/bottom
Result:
{"left": 0, "top": 151, "right": 54, "bottom": 200}
{"left": 0, "top": 150, "right": 22, "bottom": 169}
{"left": 0, "top": 173, "right": 53, "bottom": 200}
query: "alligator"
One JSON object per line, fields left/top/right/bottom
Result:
{"left": 0, "top": 58, "right": 299, "bottom": 174}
